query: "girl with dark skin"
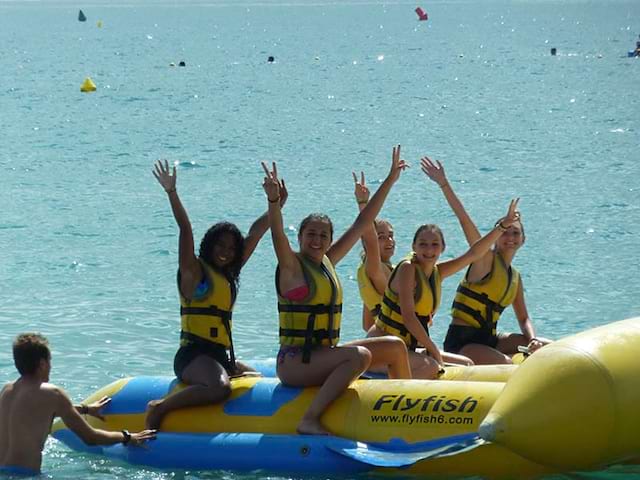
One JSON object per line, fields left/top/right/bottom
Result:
{"left": 262, "top": 146, "right": 412, "bottom": 436}
{"left": 145, "top": 159, "right": 287, "bottom": 429}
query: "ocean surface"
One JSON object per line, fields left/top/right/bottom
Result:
{"left": 1, "top": 0, "right": 639, "bottom": 478}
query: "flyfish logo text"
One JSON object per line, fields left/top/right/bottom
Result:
{"left": 372, "top": 394, "right": 478, "bottom": 414}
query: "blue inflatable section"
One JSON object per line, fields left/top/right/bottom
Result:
{"left": 224, "top": 378, "right": 302, "bottom": 416}
{"left": 53, "top": 429, "right": 373, "bottom": 475}
{"left": 104, "top": 375, "right": 302, "bottom": 417}
{"left": 107, "top": 377, "right": 178, "bottom": 414}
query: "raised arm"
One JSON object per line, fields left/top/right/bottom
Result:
{"left": 396, "top": 263, "right": 443, "bottom": 365}
{"left": 261, "top": 162, "right": 298, "bottom": 275}
{"left": 242, "top": 181, "right": 288, "bottom": 266}
{"left": 438, "top": 199, "right": 520, "bottom": 279}
{"left": 353, "top": 171, "right": 387, "bottom": 294}
{"left": 421, "top": 157, "right": 481, "bottom": 245}
{"left": 328, "top": 145, "right": 407, "bottom": 265}
{"left": 153, "top": 160, "right": 200, "bottom": 293}
{"left": 56, "top": 388, "right": 155, "bottom": 447}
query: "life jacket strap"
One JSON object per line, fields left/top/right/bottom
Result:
{"left": 180, "top": 305, "right": 233, "bottom": 320}
{"left": 454, "top": 285, "right": 505, "bottom": 335}
{"left": 456, "top": 286, "right": 505, "bottom": 314}
{"left": 378, "top": 312, "right": 431, "bottom": 350}
{"left": 277, "top": 304, "right": 343, "bottom": 314}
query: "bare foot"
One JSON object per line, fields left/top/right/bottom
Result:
{"left": 296, "top": 418, "right": 330, "bottom": 436}
{"left": 145, "top": 399, "right": 165, "bottom": 430}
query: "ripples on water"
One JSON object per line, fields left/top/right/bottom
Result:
{"left": 2, "top": 0, "right": 639, "bottom": 478}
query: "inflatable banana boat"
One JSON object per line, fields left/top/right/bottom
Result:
{"left": 52, "top": 317, "right": 640, "bottom": 478}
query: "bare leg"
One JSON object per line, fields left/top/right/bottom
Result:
{"left": 145, "top": 355, "right": 231, "bottom": 429}
{"left": 408, "top": 350, "right": 441, "bottom": 379}
{"left": 496, "top": 333, "right": 529, "bottom": 355}
{"left": 344, "top": 336, "right": 411, "bottom": 379}
{"left": 459, "top": 343, "right": 512, "bottom": 365}
{"left": 442, "top": 351, "right": 474, "bottom": 366}
{"left": 277, "top": 345, "right": 372, "bottom": 435}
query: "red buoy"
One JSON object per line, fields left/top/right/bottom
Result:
{"left": 415, "top": 7, "right": 428, "bottom": 21}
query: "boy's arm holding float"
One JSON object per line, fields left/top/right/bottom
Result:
{"left": 56, "top": 388, "right": 155, "bottom": 447}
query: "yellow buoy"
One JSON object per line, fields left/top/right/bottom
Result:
{"left": 80, "top": 77, "right": 97, "bottom": 93}
{"left": 97, "top": 20, "right": 103, "bottom": 28}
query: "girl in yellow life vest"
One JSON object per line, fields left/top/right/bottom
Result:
{"left": 352, "top": 171, "right": 396, "bottom": 332}
{"left": 422, "top": 158, "right": 550, "bottom": 365}
{"left": 367, "top": 193, "right": 519, "bottom": 379}
{"left": 145, "top": 160, "right": 285, "bottom": 430}
{"left": 261, "top": 146, "right": 412, "bottom": 436}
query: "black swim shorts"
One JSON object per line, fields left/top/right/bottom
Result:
{"left": 443, "top": 324, "right": 499, "bottom": 354}
{"left": 173, "top": 338, "right": 232, "bottom": 381}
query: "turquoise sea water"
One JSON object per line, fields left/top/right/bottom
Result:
{"left": 1, "top": 0, "right": 639, "bottom": 478}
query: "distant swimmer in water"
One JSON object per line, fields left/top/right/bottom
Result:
{"left": 352, "top": 171, "right": 396, "bottom": 332}
{"left": 145, "top": 160, "right": 284, "bottom": 430}
{"left": 178, "top": 61, "right": 186, "bottom": 67}
{"left": 420, "top": 160, "right": 552, "bottom": 365}
{"left": 550, "top": 47, "right": 557, "bottom": 56}
{"left": 0, "top": 333, "right": 155, "bottom": 476}
{"left": 262, "top": 146, "right": 412, "bottom": 435}
{"left": 633, "top": 41, "right": 640, "bottom": 57}
{"left": 268, "top": 56, "right": 275, "bottom": 63}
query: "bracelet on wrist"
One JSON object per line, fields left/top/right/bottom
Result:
{"left": 268, "top": 197, "right": 280, "bottom": 203}
{"left": 439, "top": 182, "right": 450, "bottom": 189}
{"left": 165, "top": 188, "right": 176, "bottom": 194}
{"left": 121, "top": 429, "right": 132, "bottom": 445}
{"left": 78, "top": 404, "right": 89, "bottom": 415}
{"left": 357, "top": 200, "right": 367, "bottom": 205}
{"left": 495, "top": 220, "right": 508, "bottom": 231}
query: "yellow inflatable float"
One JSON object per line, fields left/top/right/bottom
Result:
{"left": 52, "top": 317, "right": 640, "bottom": 478}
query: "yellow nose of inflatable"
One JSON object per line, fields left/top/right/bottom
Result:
{"left": 80, "top": 77, "right": 97, "bottom": 92}
{"left": 479, "top": 317, "right": 640, "bottom": 470}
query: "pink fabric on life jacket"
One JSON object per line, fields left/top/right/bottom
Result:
{"left": 282, "top": 285, "right": 309, "bottom": 301}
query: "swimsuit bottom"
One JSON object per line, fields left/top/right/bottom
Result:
{"left": 443, "top": 324, "right": 498, "bottom": 353}
{"left": 173, "top": 338, "right": 232, "bottom": 380}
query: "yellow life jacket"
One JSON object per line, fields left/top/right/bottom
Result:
{"left": 179, "top": 260, "right": 236, "bottom": 356}
{"left": 277, "top": 254, "right": 343, "bottom": 363}
{"left": 376, "top": 254, "right": 441, "bottom": 350}
{"left": 357, "top": 259, "right": 393, "bottom": 317}
{"left": 451, "top": 252, "right": 520, "bottom": 335}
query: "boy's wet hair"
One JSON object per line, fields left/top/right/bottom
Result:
{"left": 13, "top": 333, "right": 50, "bottom": 376}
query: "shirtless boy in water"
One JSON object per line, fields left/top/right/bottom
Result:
{"left": 0, "top": 333, "right": 156, "bottom": 476}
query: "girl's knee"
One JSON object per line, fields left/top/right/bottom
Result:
{"left": 380, "top": 335, "right": 408, "bottom": 353}
{"left": 459, "top": 355, "right": 474, "bottom": 366}
{"left": 353, "top": 346, "right": 372, "bottom": 371}
{"left": 206, "top": 381, "right": 232, "bottom": 401}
